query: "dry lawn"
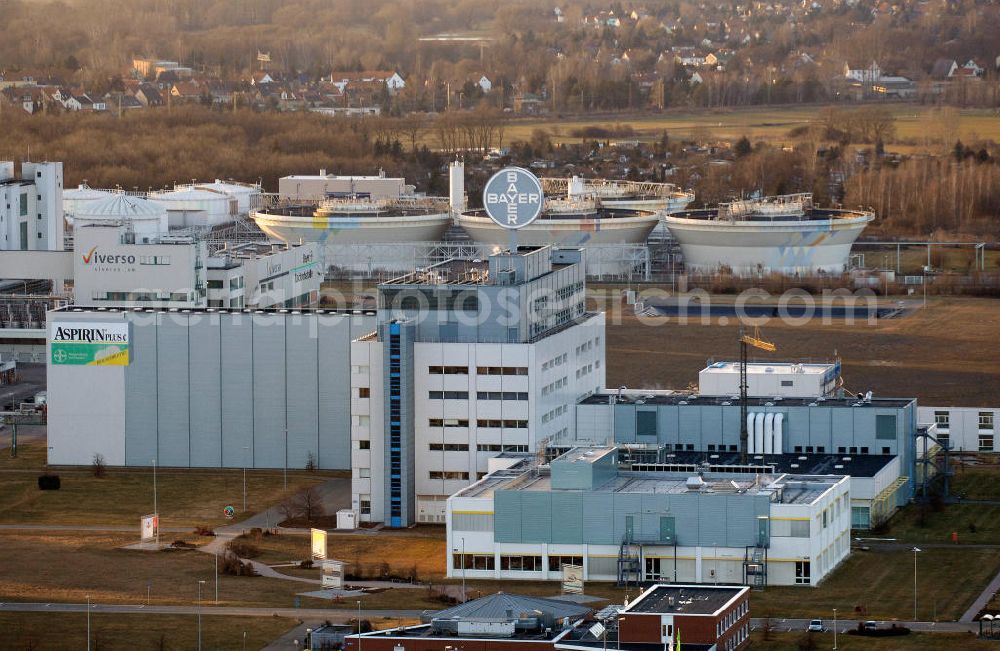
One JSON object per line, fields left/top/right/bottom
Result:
{"left": 751, "top": 630, "right": 992, "bottom": 650}
{"left": 0, "top": 612, "right": 298, "bottom": 651}
{"left": 0, "top": 451, "right": 339, "bottom": 527}
{"left": 602, "top": 297, "right": 1000, "bottom": 406}
{"left": 0, "top": 532, "right": 308, "bottom": 607}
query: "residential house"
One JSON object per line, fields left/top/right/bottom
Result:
{"left": 135, "top": 84, "right": 164, "bottom": 107}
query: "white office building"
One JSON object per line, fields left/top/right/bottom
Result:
{"left": 0, "top": 161, "right": 64, "bottom": 251}
{"left": 350, "top": 246, "right": 605, "bottom": 526}
{"left": 918, "top": 406, "right": 998, "bottom": 452}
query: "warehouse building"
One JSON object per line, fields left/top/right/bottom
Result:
{"left": 47, "top": 306, "right": 374, "bottom": 469}
{"left": 446, "top": 446, "right": 852, "bottom": 587}
{"left": 698, "top": 360, "right": 841, "bottom": 399}
{"left": 350, "top": 245, "right": 604, "bottom": 527}
{"left": 277, "top": 169, "right": 414, "bottom": 201}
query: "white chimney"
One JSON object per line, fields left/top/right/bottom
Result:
{"left": 449, "top": 160, "right": 466, "bottom": 212}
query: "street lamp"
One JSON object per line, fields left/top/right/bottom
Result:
{"left": 357, "top": 600, "right": 363, "bottom": 651}
{"left": 86, "top": 594, "right": 91, "bottom": 651}
{"left": 912, "top": 547, "right": 922, "bottom": 621}
{"left": 243, "top": 445, "right": 250, "bottom": 512}
{"left": 833, "top": 608, "right": 838, "bottom": 650}
{"left": 452, "top": 537, "right": 467, "bottom": 603}
{"left": 306, "top": 628, "right": 312, "bottom": 650}
{"left": 198, "top": 580, "right": 206, "bottom": 650}
{"left": 152, "top": 458, "right": 158, "bottom": 546}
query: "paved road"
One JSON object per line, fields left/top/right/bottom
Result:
{"left": 963, "top": 567, "right": 1000, "bottom": 622}
{"left": 0, "top": 601, "right": 424, "bottom": 620}
{"left": 752, "top": 617, "right": 980, "bottom": 634}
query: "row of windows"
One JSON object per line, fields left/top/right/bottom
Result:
{"left": 541, "top": 404, "right": 568, "bottom": 424}
{"left": 575, "top": 362, "right": 596, "bottom": 379}
{"left": 717, "top": 601, "right": 748, "bottom": 638}
{"left": 429, "top": 419, "right": 469, "bottom": 428}
{"left": 138, "top": 255, "right": 171, "bottom": 265}
{"left": 542, "top": 353, "right": 569, "bottom": 372}
{"left": 477, "top": 391, "right": 529, "bottom": 401}
{"left": 477, "top": 419, "right": 528, "bottom": 429}
{"left": 429, "top": 471, "right": 469, "bottom": 480}
{"left": 556, "top": 281, "right": 584, "bottom": 300}
{"left": 934, "top": 410, "right": 996, "bottom": 430}
{"left": 575, "top": 340, "right": 595, "bottom": 356}
{"left": 476, "top": 366, "right": 528, "bottom": 376}
{"left": 429, "top": 443, "right": 469, "bottom": 451}
{"left": 476, "top": 444, "right": 529, "bottom": 452}
{"left": 427, "top": 365, "right": 530, "bottom": 376}
{"left": 500, "top": 555, "right": 543, "bottom": 571}
{"left": 428, "top": 391, "right": 469, "bottom": 400}
{"left": 541, "top": 377, "right": 568, "bottom": 396}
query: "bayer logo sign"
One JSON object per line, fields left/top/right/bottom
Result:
{"left": 483, "top": 167, "right": 544, "bottom": 230}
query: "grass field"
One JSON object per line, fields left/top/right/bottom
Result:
{"left": 750, "top": 547, "right": 1000, "bottom": 621}
{"left": 0, "top": 441, "right": 340, "bottom": 527}
{"left": 497, "top": 105, "right": 1000, "bottom": 149}
{"left": 0, "top": 612, "right": 298, "bottom": 650}
{"left": 601, "top": 297, "right": 1000, "bottom": 406}
{"left": 751, "top": 630, "right": 993, "bottom": 650}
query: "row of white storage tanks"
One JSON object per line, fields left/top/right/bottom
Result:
{"left": 64, "top": 181, "right": 260, "bottom": 234}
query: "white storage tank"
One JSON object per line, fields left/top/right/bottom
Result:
{"left": 63, "top": 185, "right": 114, "bottom": 225}
{"left": 72, "top": 193, "right": 168, "bottom": 237}
{"left": 149, "top": 186, "right": 232, "bottom": 228}
{"left": 192, "top": 180, "right": 260, "bottom": 216}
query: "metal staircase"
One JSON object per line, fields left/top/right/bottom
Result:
{"left": 617, "top": 538, "right": 642, "bottom": 587}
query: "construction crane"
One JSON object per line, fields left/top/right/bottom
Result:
{"left": 739, "top": 324, "right": 776, "bottom": 464}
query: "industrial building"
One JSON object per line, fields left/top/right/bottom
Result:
{"left": 698, "top": 361, "right": 841, "bottom": 399}
{"left": 350, "top": 245, "right": 605, "bottom": 526}
{"left": 73, "top": 223, "right": 320, "bottom": 309}
{"left": 0, "top": 161, "right": 64, "bottom": 251}
{"left": 344, "top": 585, "right": 749, "bottom": 650}
{"left": 446, "top": 446, "right": 851, "bottom": 587}
{"left": 917, "top": 406, "right": 997, "bottom": 452}
{"left": 277, "top": 170, "right": 414, "bottom": 201}
{"left": 46, "top": 306, "right": 374, "bottom": 469}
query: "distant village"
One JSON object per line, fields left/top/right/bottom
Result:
{"left": 2, "top": 0, "right": 999, "bottom": 116}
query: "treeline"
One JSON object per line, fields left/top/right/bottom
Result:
{"left": 0, "top": 107, "right": 443, "bottom": 191}
{"left": 846, "top": 157, "right": 1000, "bottom": 236}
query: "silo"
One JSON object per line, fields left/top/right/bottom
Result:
{"left": 149, "top": 187, "right": 232, "bottom": 228}
{"left": 73, "top": 193, "right": 168, "bottom": 237}
{"left": 63, "top": 185, "right": 114, "bottom": 225}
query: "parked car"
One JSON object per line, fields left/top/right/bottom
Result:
{"left": 864, "top": 621, "right": 878, "bottom": 631}
{"left": 808, "top": 619, "right": 824, "bottom": 632}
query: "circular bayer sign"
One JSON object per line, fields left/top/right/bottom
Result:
{"left": 482, "top": 167, "right": 544, "bottom": 229}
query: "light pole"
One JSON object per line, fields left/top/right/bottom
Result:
{"left": 306, "top": 628, "right": 312, "bottom": 650}
{"left": 152, "top": 458, "right": 158, "bottom": 546}
{"left": 912, "top": 547, "right": 921, "bottom": 621}
{"left": 86, "top": 594, "right": 91, "bottom": 651}
{"left": 833, "top": 608, "right": 838, "bottom": 650}
{"left": 357, "top": 600, "right": 363, "bottom": 651}
{"left": 243, "top": 445, "right": 249, "bottom": 512}
{"left": 451, "top": 537, "right": 467, "bottom": 602}
{"left": 215, "top": 551, "right": 219, "bottom": 603}
{"left": 198, "top": 580, "right": 206, "bottom": 650}
{"left": 283, "top": 427, "right": 288, "bottom": 491}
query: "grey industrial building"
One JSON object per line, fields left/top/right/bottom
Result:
{"left": 47, "top": 306, "right": 375, "bottom": 469}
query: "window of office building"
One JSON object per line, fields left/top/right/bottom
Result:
{"left": 547, "top": 556, "right": 584, "bottom": 572}
{"left": 500, "top": 555, "right": 543, "bottom": 571}
{"left": 359, "top": 497, "right": 371, "bottom": 515}
{"left": 453, "top": 554, "right": 495, "bottom": 570}
{"left": 429, "top": 443, "right": 469, "bottom": 451}
{"left": 429, "top": 471, "right": 469, "bottom": 480}
{"left": 428, "top": 419, "right": 469, "bottom": 428}
{"left": 357, "top": 387, "right": 370, "bottom": 398}
{"left": 979, "top": 434, "right": 994, "bottom": 452}
{"left": 934, "top": 411, "right": 950, "bottom": 429}
{"left": 980, "top": 412, "right": 995, "bottom": 430}
{"left": 795, "top": 561, "right": 811, "bottom": 585}
{"left": 876, "top": 414, "right": 897, "bottom": 440}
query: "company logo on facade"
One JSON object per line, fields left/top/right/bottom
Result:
{"left": 49, "top": 321, "right": 131, "bottom": 366}
{"left": 80, "top": 247, "right": 137, "bottom": 266}
{"left": 483, "top": 167, "right": 544, "bottom": 230}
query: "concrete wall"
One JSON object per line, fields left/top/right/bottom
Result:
{"left": 48, "top": 308, "right": 375, "bottom": 468}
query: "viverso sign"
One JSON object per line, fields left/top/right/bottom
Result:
{"left": 483, "top": 167, "right": 544, "bottom": 230}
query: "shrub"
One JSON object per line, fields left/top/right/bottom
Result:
{"left": 220, "top": 551, "right": 258, "bottom": 577}
{"left": 91, "top": 453, "right": 106, "bottom": 478}
{"left": 225, "top": 537, "right": 260, "bottom": 559}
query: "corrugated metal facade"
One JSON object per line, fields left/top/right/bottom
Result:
{"left": 117, "top": 310, "right": 374, "bottom": 469}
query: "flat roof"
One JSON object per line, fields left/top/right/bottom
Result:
{"left": 580, "top": 392, "right": 914, "bottom": 408}
{"left": 630, "top": 451, "right": 896, "bottom": 478}
{"left": 382, "top": 258, "right": 490, "bottom": 286}
{"left": 701, "top": 361, "right": 836, "bottom": 375}
{"left": 625, "top": 584, "right": 746, "bottom": 616}
{"left": 555, "top": 446, "right": 616, "bottom": 464}
{"left": 52, "top": 306, "right": 375, "bottom": 316}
